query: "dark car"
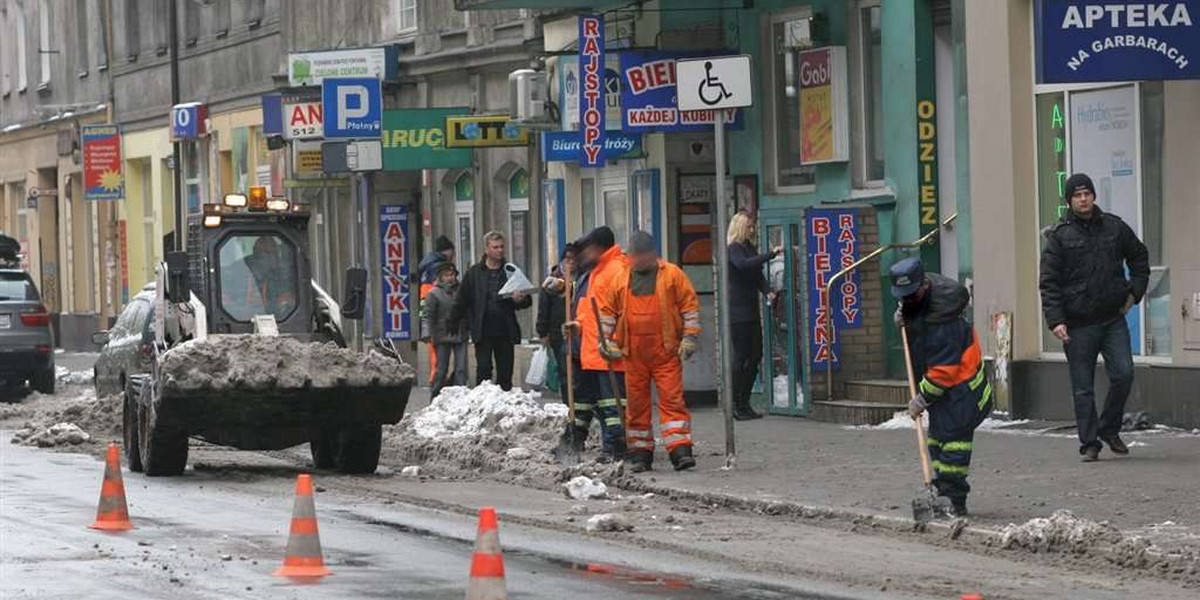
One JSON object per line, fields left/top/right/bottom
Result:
{"left": 0, "top": 268, "right": 55, "bottom": 394}
{"left": 93, "top": 284, "right": 157, "bottom": 397}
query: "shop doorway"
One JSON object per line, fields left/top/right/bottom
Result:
{"left": 758, "top": 213, "right": 807, "bottom": 416}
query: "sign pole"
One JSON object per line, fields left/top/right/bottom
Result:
{"left": 713, "top": 110, "right": 735, "bottom": 467}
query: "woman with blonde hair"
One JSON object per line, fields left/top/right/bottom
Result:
{"left": 726, "top": 211, "right": 781, "bottom": 420}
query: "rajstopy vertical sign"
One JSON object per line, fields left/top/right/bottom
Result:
{"left": 380, "top": 204, "right": 411, "bottom": 341}
{"left": 806, "top": 208, "right": 862, "bottom": 371}
{"left": 82, "top": 125, "right": 124, "bottom": 201}
{"left": 578, "top": 15, "right": 605, "bottom": 167}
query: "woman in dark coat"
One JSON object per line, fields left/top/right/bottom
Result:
{"left": 726, "top": 211, "right": 780, "bottom": 420}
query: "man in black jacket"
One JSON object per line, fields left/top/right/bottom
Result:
{"left": 451, "top": 231, "right": 531, "bottom": 391}
{"left": 537, "top": 243, "right": 578, "bottom": 395}
{"left": 1040, "top": 172, "right": 1150, "bottom": 462}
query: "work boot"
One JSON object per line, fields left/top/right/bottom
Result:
{"left": 605, "top": 438, "right": 627, "bottom": 463}
{"left": 668, "top": 445, "right": 697, "bottom": 471}
{"left": 733, "top": 404, "right": 763, "bottom": 421}
{"left": 560, "top": 425, "right": 587, "bottom": 452}
{"left": 1081, "top": 445, "right": 1101, "bottom": 462}
{"left": 951, "top": 498, "right": 969, "bottom": 517}
{"left": 625, "top": 450, "right": 653, "bottom": 473}
{"left": 1103, "top": 435, "right": 1130, "bottom": 455}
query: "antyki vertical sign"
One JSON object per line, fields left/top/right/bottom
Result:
{"left": 380, "top": 204, "right": 411, "bottom": 340}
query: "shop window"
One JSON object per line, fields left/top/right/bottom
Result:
{"left": 767, "top": 11, "right": 817, "bottom": 191}
{"left": 603, "top": 189, "right": 629, "bottom": 247}
{"left": 1035, "top": 83, "right": 1167, "bottom": 357}
{"left": 581, "top": 178, "right": 597, "bottom": 233}
{"left": 858, "top": 3, "right": 885, "bottom": 183}
{"left": 183, "top": 141, "right": 208, "bottom": 215}
{"left": 394, "top": 0, "right": 417, "bottom": 33}
{"left": 454, "top": 172, "right": 475, "bottom": 271}
{"left": 508, "top": 169, "right": 530, "bottom": 272}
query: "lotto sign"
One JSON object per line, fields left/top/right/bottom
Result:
{"left": 284, "top": 101, "right": 324, "bottom": 140}
{"left": 82, "top": 125, "right": 123, "bottom": 201}
{"left": 170, "top": 102, "right": 207, "bottom": 140}
{"left": 322, "top": 77, "right": 382, "bottom": 139}
{"left": 806, "top": 208, "right": 862, "bottom": 372}
{"left": 380, "top": 204, "right": 411, "bottom": 341}
{"left": 578, "top": 15, "right": 605, "bottom": 167}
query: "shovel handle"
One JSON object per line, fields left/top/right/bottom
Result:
{"left": 901, "top": 327, "right": 935, "bottom": 487}
{"left": 564, "top": 263, "right": 575, "bottom": 424}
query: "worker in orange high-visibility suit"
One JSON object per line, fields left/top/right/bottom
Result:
{"left": 600, "top": 231, "right": 700, "bottom": 472}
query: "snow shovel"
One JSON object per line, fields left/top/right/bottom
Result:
{"left": 590, "top": 296, "right": 627, "bottom": 434}
{"left": 551, "top": 264, "right": 581, "bottom": 466}
{"left": 902, "top": 327, "right": 955, "bottom": 525}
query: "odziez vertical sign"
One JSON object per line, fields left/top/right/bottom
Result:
{"left": 1037, "top": 1, "right": 1200, "bottom": 82}
{"left": 579, "top": 15, "right": 604, "bottom": 167}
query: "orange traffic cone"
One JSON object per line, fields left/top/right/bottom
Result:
{"left": 273, "top": 474, "right": 331, "bottom": 579}
{"left": 466, "top": 506, "right": 507, "bottom": 600}
{"left": 961, "top": 594, "right": 985, "bottom": 600}
{"left": 89, "top": 443, "right": 133, "bottom": 531}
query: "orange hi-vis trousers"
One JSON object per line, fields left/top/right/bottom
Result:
{"left": 623, "top": 291, "right": 692, "bottom": 453}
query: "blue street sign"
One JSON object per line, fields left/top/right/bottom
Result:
{"left": 170, "top": 103, "right": 207, "bottom": 140}
{"left": 322, "top": 77, "right": 383, "bottom": 139}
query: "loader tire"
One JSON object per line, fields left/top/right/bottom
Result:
{"left": 309, "top": 427, "right": 338, "bottom": 470}
{"left": 335, "top": 424, "right": 383, "bottom": 475}
{"left": 137, "top": 384, "right": 188, "bottom": 476}
{"left": 123, "top": 381, "right": 143, "bottom": 472}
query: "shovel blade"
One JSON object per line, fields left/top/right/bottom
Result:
{"left": 912, "top": 487, "right": 956, "bottom": 523}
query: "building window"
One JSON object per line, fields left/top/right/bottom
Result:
{"left": 394, "top": 0, "right": 417, "bottom": 33}
{"left": 244, "top": 0, "right": 264, "bottom": 29}
{"left": 183, "top": 141, "right": 209, "bottom": 215}
{"left": 603, "top": 189, "right": 629, "bottom": 248}
{"left": 37, "top": 0, "right": 50, "bottom": 87}
{"left": 184, "top": 0, "right": 199, "bottom": 46}
{"left": 767, "top": 11, "right": 817, "bottom": 191}
{"left": 153, "top": 0, "right": 168, "bottom": 55}
{"left": 94, "top": 0, "right": 108, "bottom": 70}
{"left": 2, "top": 3, "right": 11, "bottom": 95}
{"left": 124, "top": 0, "right": 139, "bottom": 61}
{"left": 213, "top": 0, "right": 230, "bottom": 38}
{"left": 16, "top": 2, "right": 28, "bottom": 90}
{"left": 1035, "top": 83, "right": 1167, "bottom": 357}
{"left": 859, "top": 3, "right": 885, "bottom": 183}
{"left": 74, "top": 0, "right": 88, "bottom": 76}
{"left": 581, "top": 178, "right": 597, "bottom": 233}
{"left": 508, "top": 169, "right": 530, "bottom": 272}
{"left": 454, "top": 172, "right": 475, "bottom": 272}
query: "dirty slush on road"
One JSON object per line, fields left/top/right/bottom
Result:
{"left": 5, "top": 367, "right": 1200, "bottom": 592}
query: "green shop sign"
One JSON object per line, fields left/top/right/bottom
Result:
{"left": 382, "top": 108, "right": 473, "bottom": 170}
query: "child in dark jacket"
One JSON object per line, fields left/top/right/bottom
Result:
{"left": 421, "top": 262, "right": 468, "bottom": 398}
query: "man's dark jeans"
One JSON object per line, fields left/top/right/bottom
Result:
{"left": 475, "top": 335, "right": 516, "bottom": 391}
{"left": 1063, "top": 316, "right": 1134, "bottom": 453}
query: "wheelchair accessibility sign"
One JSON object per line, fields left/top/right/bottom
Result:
{"left": 675, "top": 55, "right": 753, "bottom": 112}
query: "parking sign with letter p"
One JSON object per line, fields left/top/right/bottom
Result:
{"left": 322, "top": 77, "right": 383, "bottom": 139}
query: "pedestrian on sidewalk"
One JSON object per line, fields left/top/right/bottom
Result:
{"left": 726, "top": 211, "right": 781, "bottom": 420}
{"left": 451, "top": 231, "right": 532, "bottom": 391}
{"left": 891, "top": 257, "right": 993, "bottom": 517}
{"left": 538, "top": 243, "right": 578, "bottom": 397}
{"left": 559, "top": 227, "right": 628, "bottom": 461}
{"left": 420, "top": 261, "right": 468, "bottom": 399}
{"left": 602, "top": 231, "right": 700, "bottom": 472}
{"left": 1040, "top": 172, "right": 1149, "bottom": 462}
{"left": 419, "top": 235, "right": 456, "bottom": 387}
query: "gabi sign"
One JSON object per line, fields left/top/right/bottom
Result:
{"left": 1037, "top": 1, "right": 1200, "bottom": 82}
{"left": 578, "top": 15, "right": 605, "bottom": 167}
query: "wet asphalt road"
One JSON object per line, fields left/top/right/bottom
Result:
{"left": 0, "top": 440, "right": 854, "bottom": 600}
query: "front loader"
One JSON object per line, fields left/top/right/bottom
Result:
{"left": 126, "top": 188, "right": 413, "bottom": 476}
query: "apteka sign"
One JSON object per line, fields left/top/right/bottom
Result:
{"left": 578, "top": 15, "right": 605, "bottom": 167}
{"left": 1037, "top": 1, "right": 1200, "bottom": 82}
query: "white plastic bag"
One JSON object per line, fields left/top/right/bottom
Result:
{"left": 525, "top": 346, "right": 549, "bottom": 388}
{"left": 498, "top": 262, "right": 538, "bottom": 297}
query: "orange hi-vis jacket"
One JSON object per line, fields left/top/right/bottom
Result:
{"left": 604, "top": 259, "right": 701, "bottom": 357}
{"left": 579, "top": 244, "right": 629, "bottom": 372}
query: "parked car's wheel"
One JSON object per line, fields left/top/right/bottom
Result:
{"left": 123, "top": 381, "right": 143, "bottom": 472}
{"left": 137, "top": 384, "right": 188, "bottom": 476}
{"left": 334, "top": 423, "right": 383, "bottom": 475}
{"left": 30, "top": 368, "right": 55, "bottom": 395}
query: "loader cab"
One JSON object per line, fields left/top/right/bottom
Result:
{"left": 192, "top": 191, "right": 314, "bottom": 335}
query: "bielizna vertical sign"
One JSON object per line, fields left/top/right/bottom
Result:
{"left": 806, "top": 208, "right": 862, "bottom": 372}
{"left": 578, "top": 15, "right": 605, "bottom": 167}
{"left": 380, "top": 205, "right": 411, "bottom": 341}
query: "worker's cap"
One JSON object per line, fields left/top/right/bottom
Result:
{"left": 888, "top": 257, "right": 925, "bottom": 299}
{"left": 627, "top": 231, "right": 656, "bottom": 255}
{"left": 581, "top": 226, "right": 616, "bottom": 250}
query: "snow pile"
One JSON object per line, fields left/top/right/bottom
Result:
{"left": 13, "top": 422, "right": 91, "bottom": 447}
{"left": 563, "top": 475, "right": 608, "bottom": 500}
{"left": 382, "top": 382, "right": 577, "bottom": 488}
{"left": 1000, "top": 510, "right": 1124, "bottom": 554}
{"left": 55, "top": 366, "right": 94, "bottom": 386}
{"left": 846, "top": 411, "right": 1029, "bottom": 431}
{"left": 586, "top": 513, "right": 634, "bottom": 533}
{"left": 159, "top": 335, "right": 414, "bottom": 392}
{"left": 408, "top": 383, "right": 566, "bottom": 439}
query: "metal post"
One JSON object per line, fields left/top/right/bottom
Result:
{"left": 713, "top": 111, "right": 735, "bottom": 467}
{"left": 168, "top": 0, "right": 183, "bottom": 252}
